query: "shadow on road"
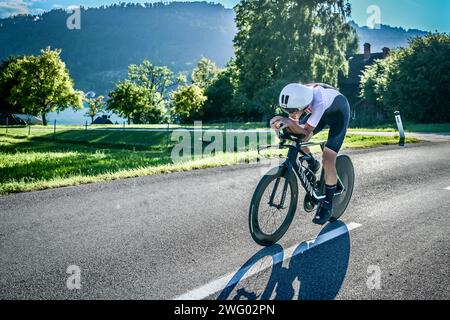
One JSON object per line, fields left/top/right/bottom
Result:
{"left": 217, "top": 221, "right": 351, "bottom": 300}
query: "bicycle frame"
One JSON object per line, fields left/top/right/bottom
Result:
{"left": 267, "top": 140, "right": 346, "bottom": 210}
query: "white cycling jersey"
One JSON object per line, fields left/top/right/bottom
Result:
{"left": 305, "top": 86, "right": 342, "bottom": 128}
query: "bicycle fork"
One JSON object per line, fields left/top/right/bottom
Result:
{"left": 268, "top": 162, "right": 293, "bottom": 210}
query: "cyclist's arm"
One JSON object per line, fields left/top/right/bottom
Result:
{"left": 302, "top": 123, "right": 315, "bottom": 142}
{"left": 283, "top": 121, "right": 315, "bottom": 141}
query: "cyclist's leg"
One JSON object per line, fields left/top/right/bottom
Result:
{"left": 300, "top": 121, "right": 326, "bottom": 173}
{"left": 323, "top": 95, "right": 350, "bottom": 158}
{"left": 313, "top": 96, "right": 350, "bottom": 224}
{"left": 299, "top": 114, "right": 326, "bottom": 155}
{"left": 323, "top": 148, "right": 338, "bottom": 185}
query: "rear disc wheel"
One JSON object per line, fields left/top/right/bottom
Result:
{"left": 329, "top": 155, "right": 355, "bottom": 222}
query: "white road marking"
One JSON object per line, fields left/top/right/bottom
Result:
{"left": 445, "top": 186, "right": 450, "bottom": 191}
{"left": 174, "top": 222, "right": 362, "bottom": 300}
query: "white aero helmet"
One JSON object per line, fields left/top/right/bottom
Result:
{"left": 279, "top": 83, "right": 314, "bottom": 112}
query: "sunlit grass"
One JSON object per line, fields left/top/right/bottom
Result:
{"left": 0, "top": 132, "right": 419, "bottom": 195}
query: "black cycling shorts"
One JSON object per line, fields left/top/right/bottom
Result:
{"left": 300, "top": 95, "right": 350, "bottom": 153}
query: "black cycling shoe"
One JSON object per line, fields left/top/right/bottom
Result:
{"left": 308, "top": 159, "right": 321, "bottom": 174}
{"left": 312, "top": 204, "right": 333, "bottom": 225}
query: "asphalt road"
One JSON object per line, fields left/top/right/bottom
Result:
{"left": 1, "top": 139, "right": 449, "bottom": 300}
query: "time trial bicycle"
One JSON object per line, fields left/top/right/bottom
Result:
{"left": 249, "top": 129, "right": 354, "bottom": 246}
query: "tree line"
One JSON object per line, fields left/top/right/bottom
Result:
{"left": 0, "top": 48, "right": 229, "bottom": 125}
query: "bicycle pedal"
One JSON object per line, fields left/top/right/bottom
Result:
{"left": 303, "top": 194, "right": 316, "bottom": 213}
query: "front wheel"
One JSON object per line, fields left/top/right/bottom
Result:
{"left": 329, "top": 155, "right": 355, "bottom": 222}
{"left": 249, "top": 166, "right": 298, "bottom": 246}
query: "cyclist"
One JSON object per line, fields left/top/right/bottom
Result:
{"left": 269, "top": 82, "right": 350, "bottom": 225}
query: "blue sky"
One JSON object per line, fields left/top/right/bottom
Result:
{"left": 1, "top": 0, "right": 449, "bottom": 32}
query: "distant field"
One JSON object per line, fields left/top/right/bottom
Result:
{"left": 0, "top": 130, "right": 419, "bottom": 195}
{"left": 0, "top": 121, "right": 447, "bottom": 137}
{"left": 0, "top": 125, "right": 275, "bottom": 150}
{"left": 0, "top": 122, "right": 268, "bottom": 131}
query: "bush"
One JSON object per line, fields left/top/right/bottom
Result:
{"left": 360, "top": 33, "right": 450, "bottom": 123}
{"left": 171, "top": 84, "right": 207, "bottom": 123}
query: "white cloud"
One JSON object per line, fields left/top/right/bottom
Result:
{"left": 0, "top": 0, "right": 32, "bottom": 18}
{"left": 66, "top": 4, "right": 79, "bottom": 11}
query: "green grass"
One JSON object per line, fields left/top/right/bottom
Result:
{"left": 402, "top": 123, "right": 450, "bottom": 133}
{"left": 342, "top": 134, "right": 418, "bottom": 149}
{"left": 348, "top": 127, "right": 397, "bottom": 133}
{"left": 348, "top": 122, "right": 450, "bottom": 133}
{"left": 1, "top": 121, "right": 447, "bottom": 145}
{"left": 0, "top": 131, "right": 419, "bottom": 195}
{"left": 0, "top": 124, "right": 272, "bottom": 149}
{"left": 0, "top": 122, "right": 268, "bottom": 131}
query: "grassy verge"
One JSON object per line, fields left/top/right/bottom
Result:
{"left": 0, "top": 121, "right": 268, "bottom": 131}
{"left": 348, "top": 122, "right": 450, "bottom": 133}
{"left": 0, "top": 132, "right": 419, "bottom": 195}
{"left": 0, "top": 125, "right": 272, "bottom": 149}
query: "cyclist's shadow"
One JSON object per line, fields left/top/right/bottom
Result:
{"left": 218, "top": 221, "right": 351, "bottom": 300}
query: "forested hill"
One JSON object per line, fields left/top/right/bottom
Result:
{"left": 0, "top": 2, "right": 428, "bottom": 95}
{"left": 350, "top": 21, "right": 427, "bottom": 53}
{"left": 0, "top": 2, "right": 236, "bottom": 94}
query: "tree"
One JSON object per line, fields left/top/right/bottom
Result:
{"left": 109, "top": 59, "right": 184, "bottom": 123}
{"left": 192, "top": 57, "right": 221, "bottom": 89}
{"left": 108, "top": 80, "right": 164, "bottom": 124}
{"left": 1, "top": 48, "right": 83, "bottom": 125}
{"left": 195, "top": 59, "right": 239, "bottom": 122}
{"left": 203, "top": 69, "right": 235, "bottom": 121}
{"left": 0, "top": 56, "right": 24, "bottom": 113}
{"left": 85, "top": 95, "right": 105, "bottom": 124}
{"left": 171, "top": 84, "right": 207, "bottom": 123}
{"left": 233, "top": 0, "right": 357, "bottom": 120}
{"left": 360, "top": 33, "right": 450, "bottom": 123}
{"left": 127, "top": 59, "right": 185, "bottom": 102}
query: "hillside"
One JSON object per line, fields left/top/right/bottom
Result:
{"left": 0, "top": 2, "right": 236, "bottom": 95}
{"left": 350, "top": 21, "right": 428, "bottom": 52}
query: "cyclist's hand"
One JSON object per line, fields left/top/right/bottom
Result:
{"left": 270, "top": 116, "right": 285, "bottom": 130}
{"left": 277, "top": 118, "right": 294, "bottom": 131}
{"left": 302, "top": 130, "right": 313, "bottom": 142}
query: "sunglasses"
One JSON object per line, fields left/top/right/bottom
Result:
{"left": 281, "top": 108, "right": 301, "bottom": 114}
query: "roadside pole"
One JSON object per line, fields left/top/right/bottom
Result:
{"left": 5, "top": 116, "right": 8, "bottom": 134}
{"left": 166, "top": 122, "right": 170, "bottom": 148}
{"left": 394, "top": 111, "right": 406, "bottom": 147}
{"left": 28, "top": 117, "right": 31, "bottom": 136}
{"left": 54, "top": 119, "right": 56, "bottom": 137}
{"left": 84, "top": 120, "right": 88, "bottom": 141}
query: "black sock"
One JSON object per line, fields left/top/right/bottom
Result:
{"left": 324, "top": 184, "right": 337, "bottom": 209}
